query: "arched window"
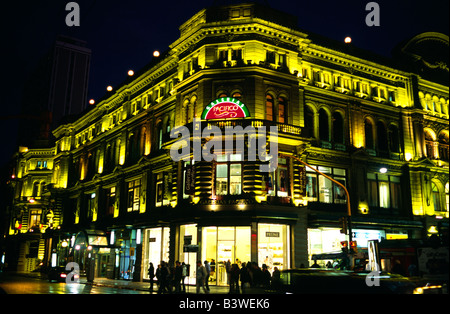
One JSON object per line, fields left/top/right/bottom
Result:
{"left": 364, "top": 118, "right": 374, "bottom": 150}
{"left": 278, "top": 97, "right": 287, "bottom": 123}
{"left": 432, "top": 182, "right": 441, "bottom": 212}
{"left": 389, "top": 124, "right": 400, "bottom": 153}
{"left": 304, "top": 106, "right": 315, "bottom": 138}
{"left": 424, "top": 130, "right": 435, "bottom": 159}
{"left": 319, "top": 108, "right": 330, "bottom": 141}
{"left": 438, "top": 132, "right": 449, "bottom": 161}
{"left": 266, "top": 94, "right": 274, "bottom": 121}
{"left": 332, "top": 111, "right": 344, "bottom": 144}
{"left": 445, "top": 182, "right": 449, "bottom": 213}
{"left": 32, "top": 181, "right": 40, "bottom": 197}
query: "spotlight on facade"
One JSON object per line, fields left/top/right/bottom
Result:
{"left": 379, "top": 167, "right": 388, "bottom": 174}
{"left": 344, "top": 37, "right": 352, "bottom": 44}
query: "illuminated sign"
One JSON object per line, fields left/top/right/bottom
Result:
{"left": 201, "top": 97, "right": 250, "bottom": 120}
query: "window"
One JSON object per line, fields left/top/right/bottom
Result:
{"left": 106, "top": 186, "right": 116, "bottom": 216}
{"left": 215, "top": 154, "right": 242, "bottom": 196}
{"left": 87, "top": 192, "right": 96, "bottom": 221}
{"left": 278, "top": 97, "right": 287, "bottom": 123}
{"left": 389, "top": 125, "right": 400, "bottom": 153}
{"left": 424, "top": 130, "right": 435, "bottom": 159}
{"left": 266, "top": 95, "right": 274, "bottom": 121}
{"left": 365, "top": 119, "right": 375, "bottom": 150}
{"left": 446, "top": 182, "right": 449, "bottom": 213}
{"left": 438, "top": 133, "right": 449, "bottom": 161}
{"left": 367, "top": 173, "right": 401, "bottom": 209}
{"left": 127, "top": 179, "right": 141, "bottom": 212}
{"left": 432, "top": 183, "right": 441, "bottom": 212}
{"left": 156, "top": 173, "right": 170, "bottom": 207}
{"left": 304, "top": 106, "right": 315, "bottom": 138}
{"left": 265, "top": 158, "right": 290, "bottom": 197}
{"left": 332, "top": 112, "right": 344, "bottom": 145}
{"left": 29, "top": 209, "right": 42, "bottom": 229}
{"left": 306, "top": 166, "right": 347, "bottom": 204}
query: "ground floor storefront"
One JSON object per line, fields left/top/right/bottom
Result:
{"left": 138, "top": 222, "right": 291, "bottom": 285}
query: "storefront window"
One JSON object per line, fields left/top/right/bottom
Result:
{"left": 202, "top": 226, "right": 251, "bottom": 286}
{"left": 143, "top": 227, "right": 170, "bottom": 280}
{"left": 258, "top": 224, "right": 290, "bottom": 272}
{"left": 179, "top": 224, "right": 198, "bottom": 285}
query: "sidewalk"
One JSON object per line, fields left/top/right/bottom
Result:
{"left": 11, "top": 271, "right": 235, "bottom": 294}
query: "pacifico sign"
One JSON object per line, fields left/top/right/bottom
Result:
{"left": 201, "top": 97, "right": 250, "bottom": 120}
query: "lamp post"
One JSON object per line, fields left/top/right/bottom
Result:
{"left": 279, "top": 154, "right": 353, "bottom": 245}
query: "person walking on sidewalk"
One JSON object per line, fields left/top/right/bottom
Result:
{"left": 196, "top": 260, "right": 208, "bottom": 294}
{"left": 204, "top": 260, "right": 211, "bottom": 292}
{"left": 181, "top": 262, "right": 187, "bottom": 293}
{"left": 148, "top": 262, "right": 155, "bottom": 292}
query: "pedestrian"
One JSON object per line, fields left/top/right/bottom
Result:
{"left": 229, "top": 263, "right": 240, "bottom": 293}
{"left": 271, "top": 266, "right": 281, "bottom": 290}
{"left": 174, "top": 261, "right": 182, "bottom": 293}
{"left": 196, "top": 260, "right": 208, "bottom": 294}
{"left": 157, "top": 261, "right": 170, "bottom": 294}
{"left": 204, "top": 260, "right": 211, "bottom": 292}
{"left": 210, "top": 259, "right": 216, "bottom": 282}
{"left": 261, "top": 264, "right": 271, "bottom": 288}
{"left": 225, "top": 259, "right": 231, "bottom": 284}
{"left": 181, "top": 262, "right": 187, "bottom": 292}
{"left": 239, "top": 262, "right": 251, "bottom": 293}
{"left": 155, "top": 264, "right": 161, "bottom": 289}
{"left": 148, "top": 262, "right": 155, "bottom": 292}
{"left": 310, "top": 259, "right": 320, "bottom": 268}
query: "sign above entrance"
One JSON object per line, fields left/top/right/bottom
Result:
{"left": 201, "top": 97, "right": 250, "bottom": 120}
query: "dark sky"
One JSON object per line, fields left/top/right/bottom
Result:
{"left": 0, "top": 0, "right": 448, "bottom": 166}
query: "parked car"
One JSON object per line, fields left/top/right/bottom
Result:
{"left": 273, "top": 268, "right": 419, "bottom": 294}
{"left": 47, "top": 266, "right": 79, "bottom": 283}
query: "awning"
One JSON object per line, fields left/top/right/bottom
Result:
{"left": 73, "top": 229, "right": 108, "bottom": 249}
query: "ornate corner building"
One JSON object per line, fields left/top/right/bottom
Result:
{"left": 3, "top": 3, "right": 448, "bottom": 282}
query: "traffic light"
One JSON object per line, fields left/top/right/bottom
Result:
{"left": 339, "top": 217, "right": 348, "bottom": 234}
{"left": 350, "top": 241, "right": 358, "bottom": 253}
{"left": 340, "top": 241, "right": 348, "bottom": 253}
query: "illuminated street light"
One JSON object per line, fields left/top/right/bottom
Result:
{"left": 379, "top": 167, "right": 388, "bottom": 174}
{"left": 89, "top": 99, "right": 95, "bottom": 105}
{"left": 107, "top": 86, "right": 113, "bottom": 92}
{"left": 344, "top": 36, "right": 352, "bottom": 44}
{"left": 153, "top": 50, "right": 160, "bottom": 57}
{"left": 128, "top": 70, "right": 134, "bottom": 76}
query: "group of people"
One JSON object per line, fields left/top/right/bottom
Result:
{"left": 147, "top": 261, "right": 189, "bottom": 294}
{"left": 149, "top": 259, "right": 281, "bottom": 294}
{"left": 223, "top": 260, "right": 281, "bottom": 294}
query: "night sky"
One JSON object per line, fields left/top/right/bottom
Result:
{"left": 0, "top": 0, "right": 448, "bottom": 167}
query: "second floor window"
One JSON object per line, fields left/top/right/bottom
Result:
{"left": 367, "top": 173, "right": 401, "bottom": 209}
{"left": 306, "top": 166, "right": 347, "bottom": 204}
{"left": 127, "top": 179, "right": 141, "bottom": 212}
{"left": 215, "top": 154, "right": 242, "bottom": 196}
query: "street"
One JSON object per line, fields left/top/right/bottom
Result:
{"left": 0, "top": 273, "right": 148, "bottom": 294}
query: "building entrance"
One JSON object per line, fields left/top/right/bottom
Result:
{"left": 202, "top": 226, "right": 251, "bottom": 286}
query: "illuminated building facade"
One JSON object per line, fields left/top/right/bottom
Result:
{"left": 5, "top": 3, "right": 448, "bottom": 280}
